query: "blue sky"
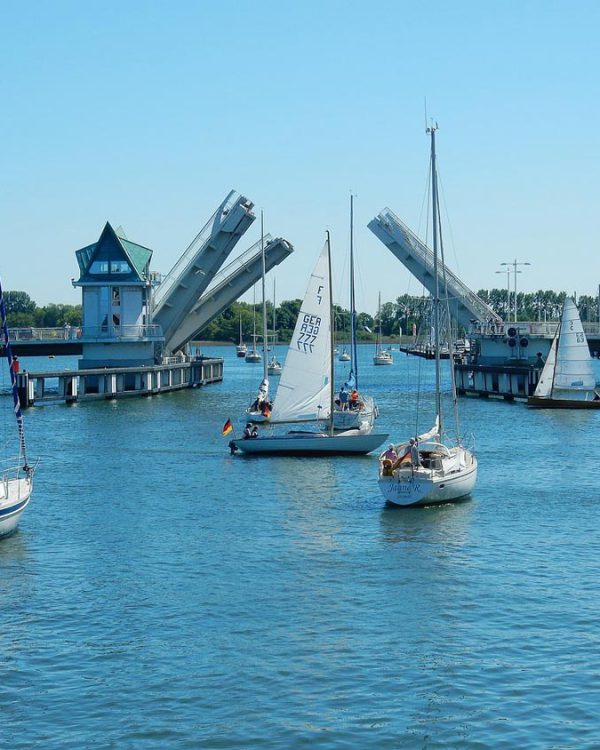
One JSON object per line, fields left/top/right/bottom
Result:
{"left": 2, "top": 0, "right": 599, "bottom": 315}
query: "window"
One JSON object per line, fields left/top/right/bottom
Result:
{"left": 112, "top": 288, "right": 121, "bottom": 306}
{"left": 110, "top": 261, "right": 131, "bottom": 274}
{"left": 90, "top": 261, "right": 109, "bottom": 274}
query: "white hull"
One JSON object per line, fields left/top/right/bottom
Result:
{"left": 236, "top": 346, "right": 247, "bottom": 358}
{"left": 378, "top": 448, "right": 477, "bottom": 507}
{"left": 231, "top": 430, "right": 389, "bottom": 456}
{"left": 268, "top": 363, "right": 282, "bottom": 376}
{"left": 245, "top": 352, "right": 262, "bottom": 363}
{"left": 373, "top": 353, "right": 393, "bottom": 365}
{"left": 333, "top": 395, "right": 377, "bottom": 431}
{"left": 339, "top": 352, "right": 351, "bottom": 362}
{"left": 0, "top": 475, "right": 33, "bottom": 538}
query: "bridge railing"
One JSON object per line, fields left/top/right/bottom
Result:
{"left": 4, "top": 324, "right": 164, "bottom": 344}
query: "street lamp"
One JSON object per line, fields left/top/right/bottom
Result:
{"left": 501, "top": 259, "right": 530, "bottom": 322}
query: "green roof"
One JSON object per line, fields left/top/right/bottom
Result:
{"left": 74, "top": 223, "right": 154, "bottom": 283}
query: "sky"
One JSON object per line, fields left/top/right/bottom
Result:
{"left": 2, "top": 0, "right": 599, "bottom": 316}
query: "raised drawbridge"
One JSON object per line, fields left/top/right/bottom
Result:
{"left": 165, "top": 234, "right": 293, "bottom": 354}
{"left": 368, "top": 207, "right": 501, "bottom": 329}
{"left": 151, "top": 190, "right": 294, "bottom": 355}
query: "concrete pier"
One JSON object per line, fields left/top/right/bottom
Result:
{"left": 15, "top": 356, "right": 223, "bottom": 408}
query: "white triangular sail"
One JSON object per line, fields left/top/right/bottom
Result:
{"left": 553, "top": 298, "right": 595, "bottom": 392}
{"left": 270, "top": 241, "right": 331, "bottom": 423}
{"left": 534, "top": 335, "right": 557, "bottom": 398}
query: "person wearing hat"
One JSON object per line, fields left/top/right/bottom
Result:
{"left": 243, "top": 423, "right": 253, "bottom": 439}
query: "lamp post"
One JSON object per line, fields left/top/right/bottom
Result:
{"left": 501, "top": 259, "right": 530, "bottom": 322}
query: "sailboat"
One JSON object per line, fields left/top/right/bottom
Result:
{"left": 333, "top": 194, "right": 378, "bottom": 431}
{"left": 247, "top": 214, "right": 272, "bottom": 422}
{"left": 373, "top": 292, "right": 393, "bottom": 365}
{"left": 245, "top": 283, "right": 262, "bottom": 363}
{"left": 378, "top": 124, "right": 477, "bottom": 507}
{"left": 268, "top": 280, "right": 282, "bottom": 376}
{"left": 0, "top": 277, "right": 35, "bottom": 538}
{"left": 229, "top": 233, "right": 389, "bottom": 456}
{"left": 528, "top": 298, "right": 600, "bottom": 408}
{"left": 235, "top": 314, "right": 247, "bottom": 358}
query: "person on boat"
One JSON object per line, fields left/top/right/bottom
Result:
{"left": 243, "top": 423, "right": 253, "bottom": 439}
{"left": 11, "top": 355, "right": 19, "bottom": 374}
{"left": 382, "top": 444, "right": 397, "bottom": 462}
{"left": 409, "top": 438, "right": 421, "bottom": 467}
{"left": 339, "top": 386, "right": 349, "bottom": 410}
{"left": 349, "top": 389, "right": 359, "bottom": 409}
{"left": 251, "top": 426, "right": 258, "bottom": 438}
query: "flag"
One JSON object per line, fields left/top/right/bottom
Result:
{"left": 222, "top": 418, "right": 233, "bottom": 436}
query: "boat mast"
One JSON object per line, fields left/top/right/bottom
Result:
{"left": 429, "top": 123, "right": 442, "bottom": 431}
{"left": 260, "top": 210, "right": 268, "bottom": 383}
{"left": 327, "top": 231, "right": 335, "bottom": 435}
{"left": 349, "top": 193, "right": 358, "bottom": 388}
{"left": 0, "top": 277, "right": 29, "bottom": 470}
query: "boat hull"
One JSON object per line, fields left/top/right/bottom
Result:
{"left": 333, "top": 396, "right": 377, "bottom": 431}
{"left": 373, "top": 355, "right": 393, "bottom": 365}
{"left": 379, "top": 454, "right": 477, "bottom": 507}
{"left": 527, "top": 396, "right": 600, "bottom": 409}
{"left": 230, "top": 431, "right": 389, "bottom": 456}
{"left": 0, "top": 477, "right": 33, "bottom": 538}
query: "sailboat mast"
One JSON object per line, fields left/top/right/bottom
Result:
{"left": 327, "top": 231, "right": 335, "bottom": 435}
{"left": 349, "top": 193, "right": 358, "bottom": 389}
{"left": 261, "top": 211, "right": 268, "bottom": 381}
{"left": 429, "top": 123, "right": 442, "bottom": 431}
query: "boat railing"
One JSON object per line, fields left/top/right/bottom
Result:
{"left": 469, "top": 321, "right": 600, "bottom": 337}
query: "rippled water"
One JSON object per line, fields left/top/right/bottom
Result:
{"left": 2, "top": 346, "right": 600, "bottom": 748}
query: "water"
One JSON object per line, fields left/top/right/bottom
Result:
{"left": 2, "top": 346, "right": 600, "bottom": 748}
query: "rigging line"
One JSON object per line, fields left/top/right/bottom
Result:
{"left": 436, "top": 184, "right": 461, "bottom": 442}
{"left": 436, "top": 166, "right": 461, "bottom": 281}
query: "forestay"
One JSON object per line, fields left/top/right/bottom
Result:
{"left": 270, "top": 241, "right": 331, "bottom": 423}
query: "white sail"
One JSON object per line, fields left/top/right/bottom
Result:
{"left": 533, "top": 335, "right": 557, "bottom": 398}
{"left": 270, "top": 241, "right": 331, "bottom": 423}
{"left": 553, "top": 298, "right": 595, "bottom": 391}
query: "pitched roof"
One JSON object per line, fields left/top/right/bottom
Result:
{"left": 74, "top": 222, "right": 153, "bottom": 283}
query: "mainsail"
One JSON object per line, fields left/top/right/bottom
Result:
{"left": 534, "top": 298, "right": 595, "bottom": 398}
{"left": 270, "top": 241, "right": 331, "bottom": 423}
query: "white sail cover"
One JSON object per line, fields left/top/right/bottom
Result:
{"left": 271, "top": 241, "right": 331, "bottom": 423}
{"left": 535, "top": 298, "right": 595, "bottom": 397}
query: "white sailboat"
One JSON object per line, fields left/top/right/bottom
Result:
{"left": 373, "top": 292, "right": 393, "bottom": 365}
{"left": 229, "top": 233, "right": 389, "bottom": 456}
{"left": 245, "top": 284, "right": 262, "bottom": 363}
{"left": 268, "top": 279, "right": 282, "bottom": 376}
{"left": 333, "top": 194, "right": 378, "bottom": 431}
{"left": 378, "top": 125, "right": 477, "bottom": 507}
{"left": 235, "top": 314, "right": 247, "bottom": 358}
{"left": 528, "top": 298, "right": 600, "bottom": 408}
{"left": 0, "top": 277, "right": 35, "bottom": 538}
{"left": 247, "top": 214, "right": 272, "bottom": 422}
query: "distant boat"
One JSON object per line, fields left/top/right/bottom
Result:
{"left": 528, "top": 298, "right": 600, "bottom": 409}
{"left": 236, "top": 314, "right": 247, "bottom": 358}
{"left": 229, "top": 233, "right": 388, "bottom": 456}
{"left": 373, "top": 292, "right": 393, "bottom": 365}
{"left": 0, "top": 277, "right": 35, "bottom": 538}
{"left": 378, "top": 125, "right": 477, "bottom": 507}
{"left": 338, "top": 349, "right": 351, "bottom": 362}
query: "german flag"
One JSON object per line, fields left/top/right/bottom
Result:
{"left": 222, "top": 418, "right": 233, "bottom": 436}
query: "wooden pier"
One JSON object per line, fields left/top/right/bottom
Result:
{"left": 15, "top": 356, "right": 223, "bottom": 408}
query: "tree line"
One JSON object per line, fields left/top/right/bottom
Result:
{"left": 6, "top": 288, "right": 597, "bottom": 342}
